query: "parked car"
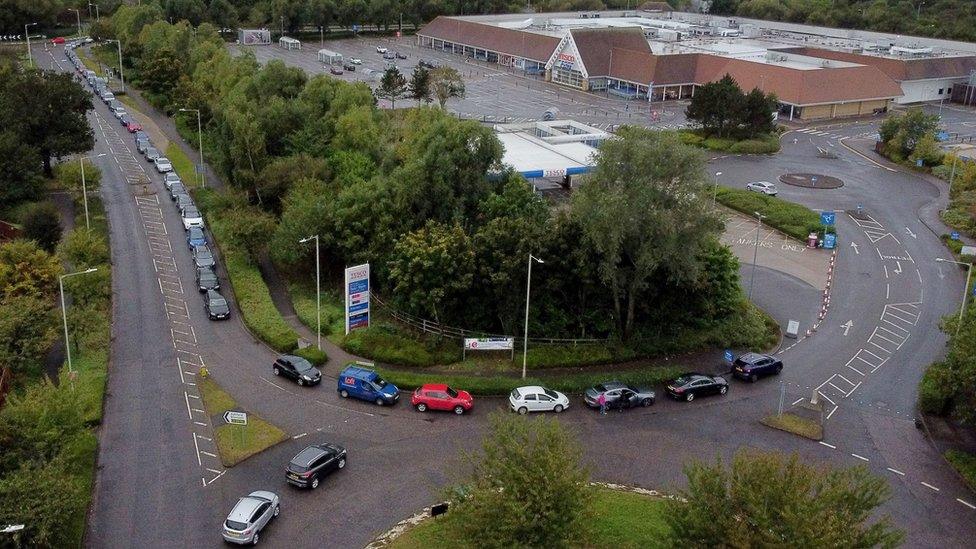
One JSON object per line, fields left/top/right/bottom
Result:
{"left": 127, "top": 121, "right": 143, "bottom": 133}
{"left": 221, "top": 490, "right": 279, "bottom": 545}
{"left": 349, "top": 57, "right": 362, "bottom": 65}
{"left": 666, "top": 373, "right": 729, "bottom": 402}
{"left": 118, "top": 114, "right": 131, "bottom": 127}
{"left": 145, "top": 147, "right": 160, "bottom": 162}
{"left": 584, "top": 382, "right": 656, "bottom": 410}
{"left": 169, "top": 183, "right": 187, "bottom": 201}
{"left": 272, "top": 355, "right": 322, "bottom": 387}
{"left": 100, "top": 90, "right": 114, "bottom": 102}
{"left": 375, "top": 46, "right": 388, "bottom": 53}
{"left": 205, "top": 289, "right": 230, "bottom": 320}
{"left": 337, "top": 364, "right": 399, "bottom": 406}
{"left": 181, "top": 205, "right": 204, "bottom": 230}
{"left": 176, "top": 194, "right": 194, "bottom": 211}
{"left": 196, "top": 266, "right": 219, "bottom": 292}
{"left": 395, "top": 51, "right": 407, "bottom": 59}
{"left": 134, "top": 130, "right": 148, "bottom": 142}
{"left": 382, "top": 51, "right": 395, "bottom": 60}
{"left": 343, "top": 63, "right": 355, "bottom": 71}
{"left": 418, "top": 59, "right": 437, "bottom": 69}
{"left": 187, "top": 230, "right": 209, "bottom": 253}
{"left": 509, "top": 386, "right": 570, "bottom": 414}
{"left": 51, "top": 36, "right": 66, "bottom": 44}
{"left": 136, "top": 138, "right": 151, "bottom": 154}
{"left": 285, "top": 443, "right": 346, "bottom": 489}
{"left": 154, "top": 157, "right": 173, "bottom": 173}
{"left": 411, "top": 384, "right": 473, "bottom": 415}
{"left": 732, "top": 352, "right": 783, "bottom": 382}
{"left": 190, "top": 245, "right": 217, "bottom": 269}
{"left": 329, "top": 65, "right": 343, "bottom": 75}
{"left": 164, "top": 172, "right": 182, "bottom": 190}
{"left": 746, "top": 181, "right": 777, "bottom": 195}
{"left": 113, "top": 106, "right": 127, "bottom": 120}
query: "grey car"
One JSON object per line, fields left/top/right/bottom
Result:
{"left": 583, "top": 381, "right": 656, "bottom": 410}
{"left": 192, "top": 244, "right": 215, "bottom": 269}
{"left": 222, "top": 490, "right": 279, "bottom": 545}
{"left": 145, "top": 147, "right": 160, "bottom": 162}
{"left": 164, "top": 172, "right": 182, "bottom": 190}
{"left": 196, "top": 266, "right": 219, "bottom": 292}
{"left": 176, "top": 194, "right": 194, "bottom": 211}
{"left": 136, "top": 138, "right": 150, "bottom": 154}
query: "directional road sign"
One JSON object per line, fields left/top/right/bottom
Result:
{"left": 823, "top": 233, "right": 837, "bottom": 249}
{"left": 724, "top": 349, "right": 734, "bottom": 363}
{"left": 223, "top": 411, "right": 247, "bottom": 425}
{"left": 820, "top": 210, "right": 836, "bottom": 226}
{"left": 951, "top": 231, "right": 960, "bottom": 241}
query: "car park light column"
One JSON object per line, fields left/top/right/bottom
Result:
{"left": 60, "top": 268, "right": 98, "bottom": 377}
{"left": 713, "top": 171, "right": 722, "bottom": 209}
{"left": 178, "top": 108, "right": 205, "bottom": 188}
{"left": 522, "top": 254, "right": 544, "bottom": 379}
{"left": 68, "top": 9, "right": 82, "bottom": 37}
{"left": 300, "top": 235, "right": 321, "bottom": 350}
{"left": 25, "top": 23, "right": 37, "bottom": 68}
{"left": 936, "top": 257, "right": 973, "bottom": 334}
{"left": 748, "top": 211, "right": 766, "bottom": 301}
{"left": 105, "top": 39, "right": 124, "bottom": 94}
{"left": 79, "top": 153, "right": 106, "bottom": 231}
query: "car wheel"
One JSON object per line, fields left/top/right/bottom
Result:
{"left": 641, "top": 398, "right": 653, "bottom": 407}
{"left": 337, "top": 458, "right": 345, "bottom": 469}
{"left": 518, "top": 407, "right": 528, "bottom": 415}
{"left": 416, "top": 403, "right": 427, "bottom": 412}
{"left": 273, "top": 505, "right": 280, "bottom": 517}
{"left": 297, "top": 378, "right": 304, "bottom": 386}
{"left": 375, "top": 397, "right": 385, "bottom": 406}
{"left": 251, "top": 532, "right": 259, "bottom": 546}
{"left": 749, "top": 373, "right": 758, "bottom": 383}
{"left": 553, "top": 404, "right": 564, "bottom": 413}
{"left": 720, "top": 385, "right": 728, "bottom": 395}
{"left": 339, "top": 390, "right": 349, "bottom": 398}
{"left": 454, "top": 405, "right": 465, "bottom": 415}
{"left": 686, "top": 392, "right": 695, "bottom": 402}
{"left": 310, "top": 477, "right": 319, "bottom": 489}
{"left": 272, "top": 367, "right": 280, "bottom": 376}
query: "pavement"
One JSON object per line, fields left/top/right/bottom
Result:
{"left": 39, "top": 42, "right": 976, "bottom": 549}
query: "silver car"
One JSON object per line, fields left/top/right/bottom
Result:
{"left": 222, "top": 490, "right": 279, "bottom": 545}
{"left": 745, "top": 181, "right": 778, "bottom": 196}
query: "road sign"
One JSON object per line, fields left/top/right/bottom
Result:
{"left": 344, "top": 263, "right": 370, "bottom": 334}
{"left": 823, "top": 233, "right": 836, "bottom": 249}
{"left": 951, "top": 231, "right": 960, "bottom": 241}
{"left": 724, "top": 349, "right": 734, "bottom": 363}
{"left": 786, "top": 320, "right": 799, "bottom": 338}
{"left": 223, "top": 411, "right": 247, "bottom": 425}
{"left": 820, "top": 210, "right": 836, "bottom": 226}
{"left": 961, "top": 245, "right": 976, "bottom": 256}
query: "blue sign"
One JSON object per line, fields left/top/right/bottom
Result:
{"left": 916, "top": 158, "right": 924, "bottom": 167}
{"left": 724, "top": 349, "right": 734, "bottom": 363}
{"left": 352, "top": 24, "right": 361, "bottom": 32}
{"left": 348, "top": 302, "right": 369, "bottom": 313}
{"left": 820, "top": 210, "right": 836, "bottom": 226}
{"left": 937, "top": 131, "right": 949, "bottom": 142}
{"left": 348, "top": 279, "right": 368, "bottom": 294}
{"left": 823, "top": 233, "right": 837, "bottom": 249}
{"left": 972, "top": 285, "right": 976, "bottom": 297}
{"left": 951, "top": 231, "right": 960, "bottom": 241}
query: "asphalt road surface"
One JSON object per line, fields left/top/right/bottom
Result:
{"left": 42, "top": 43, "right": 976, "bottom": 548}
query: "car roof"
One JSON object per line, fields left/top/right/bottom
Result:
{"left": 421, "top": 383, "right": 450, "bottom": 391}
{"left": 597, "top": 381, "right": 627, "bottom": 391}
{"left": 340, "top": 365, "right": 376, "bottom": 379}
{"left": 229, "top": 494, "right": 271, "bottom": 521}
{"left": 292, "top": 445, "right": 329, "bottom": 466}
{"left": 738, "top": 352, "right": 766, "bottom": 363}
{"left": 207, "top": 289, "right": 223, "bottom": 299}
{"left": 516, "top": 385, "right": 546, "bottom": 393}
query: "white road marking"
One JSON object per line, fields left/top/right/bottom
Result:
{"left": 921, "top": 482, "right": 940, "bottom": 492}
{"left": 184, "top": 392, "right": 193, "bottom": 419}
{"left": 292, "top": 433, "right": 308, "bottom": 440}
{"left": 887, "top": 467, "right": 905, "bottom": 476}
{"left": 818, "top": 441, "right": 836, "bottom": 449}
{"left": 851, "top": 453, "right": 869, "bottom": 462}
{"left": 192, "top": 434, "right": 203, "bottom": 466}
{"left": 791, "top": 397, "right": 804, "bottom": 405}
{"left": 958, "top": 498, "right": 976, "bottom": 510}
{"left": 194, "top": 421, "right": 207, "bottom": 426}
{"left": 826, "top": 406, "right": 839, "bottom": 420}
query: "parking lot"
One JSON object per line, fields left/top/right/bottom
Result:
{"left": 233, "top": 35, "right": 691, "bottom": 131}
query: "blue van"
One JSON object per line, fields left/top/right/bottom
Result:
{"left": 337, "top": 364, "right": 399, "bottom": 406}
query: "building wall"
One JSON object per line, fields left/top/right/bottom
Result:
{"left": 897, "top": 78, "right": 965, "bottom": 103}
{"left": 800, "top": 104, "right": 834, "bottom": 120}
{"left": 797, "top": 99, "right": 890, "bottom": 120}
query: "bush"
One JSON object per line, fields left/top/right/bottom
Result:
{"left": 728, "top": 134, "right": 780, "bottom": 154}
{"left": 918, "top": 361, "right": 953, "bottom": 415}
{"left": 293, "top": 345, "right": 329, "bottom": 365}
{"left": 715, "top": 187, "right": 831, "bottom": 241}
{"left": 55, "top": 160, "right": 102, "bottom": 195}
{"left": 945, "top": 449, "right": 976, "bottom": 492}
{"left": 58, "top": 227, "right": 110, "bottom": 268}
{"left": 342, "top": 322, "right": 460, "bottom": 367}
{"left": 21, "top": 202, "right": 62, "bottom": 252}
{"left": 677, "top": 130, "right": 780, "bottom": 154}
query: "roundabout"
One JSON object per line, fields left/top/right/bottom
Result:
{"left": 778, "top": 172, "right": 845, "bottom": 189}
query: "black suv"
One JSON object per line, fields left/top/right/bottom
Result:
{"left": 272, "top": 355, "right": 322, "bottom": 386}
{"left": 732, "top": 352, "right": 783, "bottom": 382}
{"left": 286, "top": 443, "right": 347, "bottom": 489}
{"left": 196, "top": 266, "right": 219, "bottom": 292}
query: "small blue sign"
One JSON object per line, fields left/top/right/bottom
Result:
{"left": 724, "top": 349, "right": 734, "bottom": 363}
{"left": 971, "top": 285, "right": 976, "bottom": 297}
{"left": 937, "top": 131, "right": 949, "bottom": 142}
{"left": 352, "top": 24, "right": 361, "bottom": 32}
{"left": 348, "top": 280, "right": 368, "bottom": 294}
{"left": 820, "top": 210, "right": 836, "bottom": 226}
{"left": 916, "top": 158, "right": 924, "bottom": 167}
{"left": 951, "top": 231, "right": 960, "bottom": 241}
{"left": 823, "top": 233, "right": 837, "bottom": 249}
{"left": 348, "top": 302, "right": 369, "bottom": 313}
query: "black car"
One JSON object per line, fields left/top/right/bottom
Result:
{"left": 583, "top": 381, "right": 655, "bottom": 410}
{"left": 204, "top": 289, "right": 230, "bottom": 320}
{"left": 286, "top": 443, "right": 346, "bottom": 489}
{"left": 418, "top": 59, "right": 437, "bottom": 69}
{"left": 666, "top": 373, "right": 728, "bottom": 402}
{"left": 732, "top": 352, "right": 783, "bottom": 382}
{"left": 196, "top": 266, "right": 219, "bottom": 292}
{"left": 192, "top": 244, "right": 215, "bottom": 269}
{"left": 395, "top": 52, "right": 407, "bottom": 59}
{"left": 329, "top": 66, "right": 343, "bottom": 75}
{"left": 169, "top": 182, "right": 186, "bottom": 200}
{"left": 272, "top": 355, "right": 322, "bottom": 387}
{"left": 343, "top": 63, "right": 355, "bottom": 71}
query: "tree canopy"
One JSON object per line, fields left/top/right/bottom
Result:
{"left": 685, "top": 74, "right": 777, "bottom": 138}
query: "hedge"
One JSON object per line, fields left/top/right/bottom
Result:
{"left": 945, "top": 449, "right": 976, "bottom": 492}
{"left": 918, "top": 361, "right": 953, "bottom": 416}
{"left": 715, "top": 187, "right": 832, "bottom": 241}
{"left": 341, "top": 322, "right": 460, "bottom": 367}
{"left": 293, "top": 345, "right": 329, "bottom": 366}
{"left": 677, "top": 130, "right": 781, "bottom": 154}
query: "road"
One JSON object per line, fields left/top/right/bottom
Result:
{"left": 41, "top": 42, "right": 976, "bottom": 548}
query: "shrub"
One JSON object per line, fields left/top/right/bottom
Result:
{"left": 55, "top": 160, "right": 101, "bottom": 195}
{"left": 221, "top": 251, "right": 298, "bottom": 353}
{"left": 918, "top": 361, "right": 953, "bottom": 415}
{"left": 728, "top": 134, "right": 780, "bottom": 154}
{"left": 21, "top": 202, "right": 62, "bottom": 252}
{"left": 58, "top": 227, "right": 110, "bottom": 268}
{"left": 715, "top": 187, "right": 830, "bottom": 241}
{"left": 342, "top": 323, "right": 459, "bottom": 367}
{"left": 293, "top": 345, "right": 329, "bottom": 366}
{"left": 945, "top": 449, "right": 976, "bottom": 492}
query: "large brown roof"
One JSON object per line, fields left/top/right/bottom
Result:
{"left": 570, "top": 28, "right": 653, "bottom": 81}
{"left": 417, "top": 16, "right": 560, "bottom": 63}
{"left": 779, "top": 47, "right": 976, "bottom": 81}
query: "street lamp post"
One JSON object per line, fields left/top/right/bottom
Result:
{"left": 25, "top": 23, "right": 37, "bottom": 68}
{"left": 299, "top": 235, "right": 321, "bottom": 351}
{"left": 178, "top": 108, "right": 205, "bottom": 187}
{"left": 105, "top": 39, "right": 125, "bottom": 93}
{"left": 60, "top": 268, "right": 98, "bottom": 375}
{"left": 713, "top": 171, "right": 722, "bottom": 208}
{"left": 748, "top": 211, "right": 766, "bottom": 300}
{"left": 522, "top": 254, "right": 544, "bottom": 379}
{"left": 936, "top": 258, "right": 973, "bottom": 334}
{"left": 79, "top": 153, "right": 106, "bottom": 231}
{"left": 69, "top": 9, "right": 82, "bottom": 37}
{"left": 948, "top": 154, "right": 959, "bottom": 197}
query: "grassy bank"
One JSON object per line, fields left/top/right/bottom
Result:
{"left": 198, "top": 376, "right": 288, "bottom": 467}
{"left": 389, "top": 487, "right": 670, "bottom": 548}
{"left": 166, "top": 143, "right": 198, "bottom": 189}
{"left": 716, "top": 187, "right": 833, "bottom": 241}
{"left": 945, "top": 449, "right": 976, "bottom": 492}
{"left": 678, "top": 129, "right": 781, "bottom": 154}
{"left": 761, "top": 413, "right": 823, "bottom": 440}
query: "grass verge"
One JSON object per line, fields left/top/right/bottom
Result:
{"left": 165, "top": 143, "right": 198, "bottom": 189}
{"left": 716, "top": 187, "right": 833, "bottom": 241}
{"left": 761, "top": 413, "right": 823, "bottom": 440}
{"left": 678, "top": 129, "right": 781, "bottom": 154}
{"left": 388, "top": 487, "right": 670, "bottom": 548}
{"left": 288, "top": 278, "right": 345, "bottom": 338}
{"left": 198, "top": 376, "right": 288, "bottom": 467}
{"left": 945, "top": 449, "right": 976, "bottom": 492}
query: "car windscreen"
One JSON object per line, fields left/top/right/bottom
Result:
{"left": 196, "top": 247, "right": 212, "bottom": 258}
{"left": 189, "top": 229, "right": 204, "bottom": 240}
{"left": 510, "top": 388, "right": 521, "bottom": 400}
{"left": 594, "top": 384, "right": 608, "bottom": 393}
{"left": 183, "top": 207, "right": 200, "bottom": 217}
{"left": 372, "top": 376, "right": 388, "bottom": 389}
{"left": 673, "top": 376, "right": 692, "bottom": 386}
{"left": 294, "top": 358, "right": 314, "bottom": 372}
{"left": 446, "top": 387, "right": 458, "bottom": 398}
{"left": 211, "top": 298, "right": 228, "bottom": 310}
{"left": 543, "top": 389, "right": 558, "bottom": 399}
{"left": 225, "top": 519, "right": 248, "bottom": 531}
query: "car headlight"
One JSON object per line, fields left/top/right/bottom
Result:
{"left": 302, "top": 375, "right": 312, "bottom": 381}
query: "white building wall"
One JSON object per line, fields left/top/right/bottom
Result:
{"left": 897, "top": 78, "right": 966, "bottom": 104}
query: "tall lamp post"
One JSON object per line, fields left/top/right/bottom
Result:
{"left": 79, "top": 153, "right": 106, "bottom": 230}
{"left": 299, "top": 235, "right": 321, "bottom": 351}
{"left": 713, "top": 171, "right": 722, "bottom": 208}
{"left": 748, "top": 211, "right": 767, "bottom": 300}
{"left": 25, "top": 22, "right": 37, "bottom": 68}
{"left": 60, "top": 268, "right": 98, "bottom": 376}
{"left": 105, "top": 39, "right": 125, "bottom": 93}
{"left": 178, "top": 108, "right": 205, "bottom": 187}
{"left": 68, "top": 8, "right": 82, "bottom": 37}
{"left": 522, "top": 254, "right": 544, "bottom": 379}
{"left": 936, "top": 258, "right": 973, "bottom": 334}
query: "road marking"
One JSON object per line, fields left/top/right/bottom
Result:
{"left": 958, "top": 498, "right": 976, "bottom": 510}
{"left": 194, "top": 421, "right": 207, "bottom": 426}
{"left": 817, "top": 391, "right": 836, "bottom": 406}
{"left": 846, "top": 363, "right": 865, "bottom": 376}
{"left": 292, "top": 432, "right": 308, "bottom": 440}
{"left": 183, "top": 391, "right": 193, "bottom": 419}
{"left": 791, "top": 397, "right": 804, "bottom": 405}
{"left": 886, "top": 467, "right": 905, "bottom": 476}
{"left": 819, "top": 441, "right": 836, "bottom": 449}
{"left": 826, "top": 405, "right": 839, "bottom": 420}
{"left": 851, "top": 453, "right": 869, "bottom": 462}
{"left": 201, "top": 452, "right": 218, "bottom": 458}
{"left": 187, "top": 393, "right": 200, "bottom": 399}
{"left": 192, "top": 408, "right": 205, "bottom": 413}
{"left": 192, "top": 434, "right": 203, "bottom": 466}
{"left": 921, "top": 482, "right": 940, "bottom": 492}
{"left": 206, "top": 468, "right": 222, "bottom": 474}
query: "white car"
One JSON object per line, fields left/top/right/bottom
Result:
{"left": 113, "top": 107, "right": 127, "bottom": 120}
{"left": 746, "top": 181, "right": 778, "bottom": 196}
{"left": 350, "top": 58, "right": 362, "bottom": 65}
{"left": 375, "top": 46, "right": 387, "bottom": 53}
{"left": 222, "top": 491, "right": 279, "bottom": 545}
{"left": 509, "top": 386, "right": 570, "bottom": 415}
{"left": 154, "top": 157, "right": 173, "bottom": 173}
{"left": 181, "top": 205, "right": 204, "bottom": 230}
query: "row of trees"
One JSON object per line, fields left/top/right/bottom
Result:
{"left": 376, "top": 65, "right": 465, "bottom": 109}
{"left": 685, "top": 73, "right": 778, "bottom": 139}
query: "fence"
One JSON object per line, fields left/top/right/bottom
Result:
{"left": 369, "top": 292, "right": 608, "bottom": 346}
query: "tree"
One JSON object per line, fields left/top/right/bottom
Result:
{"left": 388, "top": 222, "right": 474, "bottom": 323}
{"left": 21, "top": 203, "right": 62, "bottom": 253}
{"left": 58, "top": 228, "right": 110, "bottom": 269}
{"left": 0, "top": 130, "right": 43, "bottom": 207}
{"left": 571, "top": 127, "right": 723, "bottom": 340}
{"left": 910, "top": 133, "right": 945, "bottom": 167}
{"left": 448, "top": 412, "right": 592, "bottom": 549}
{"left": 429, "top": 66, "right": 466, "bottom": 108}
{"left": 879, "top": 107, "right": 940, "bottom": 159}
{"left": 0, "top": 69, "right": 94, "bottom": 177}
{"left": 665, "top": 450, "right": 904, "bottom": 548}
{"left": 742, "top": 87, "right": 778, "bottom": 137}
{"left": 407, "top": 65, "right": 432, "bottom": 105}
{"left": 376, "top": 66, "right": 408, "bottom": 109}
{"left": 55, "top": 159, "right": 102, "bottom": 197}
{"left": 0, "top": 239, "right": 62, "bottom": 299}
{"left": 685, "top": 74, "right": 744, "bottom": 137}
{"left": 0, "top": 295, "right": 57, "bottom": 377}
{"left": 222, "top": 206, "right": 278, "bottom": 263}
{"left": 0, "top": 458, "right": 89, "bottom": 548}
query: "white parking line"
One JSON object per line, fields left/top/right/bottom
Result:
{"left": 886, "top": 467, "right": 905, "bottom": 476}
{"left": 851, "top": 453, "right": 869, "bottom": 462}
{"left": 183, "top": 391, "right": 193, "bottom": 419}
{"left": 921, "top": 482, "right": 940, "bottom": 492}
{"left": 958, "top": 498, "right": 976, "bottom": 510}
{"left": 818, "top": 441, "right": 837, "bottom": 449}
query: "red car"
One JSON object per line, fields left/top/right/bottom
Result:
{"left": 126, "top": 122, "right": 143, "bottom": 133}
{"left": 51, "top": 37, "right": 66, "bottom": 45}
{"left": 411, "top": 384, "right": 473, "bottom": 415}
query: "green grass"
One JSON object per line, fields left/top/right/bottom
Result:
{"left": 389, "top": 487, "right": 670, "bottom": 548}
{"left": 918, "top": 361, "right": 953, "bottom": 416}
{"left": 198, "top": 377, "right": 289, "bottom": 467}
{"left": 166, "top": 143, "right": 198, "bottom": 189}
{"left": 341, "top": 322, "right": 461, "bottom": 367}
{"left": 716, "top": 187, "right": 832, "bottom": 241}
{"left": 288, "top": 279, "right": 345, "bottom": 337}
{"left": 944, "top": 449, "right": 976, "bottom": 493}
{"left": 761, "top": 413, "right": 823, "bottom": 440}
{"left": 293, "top": 345, "right": 329, "bottom": 366}
{"left": 678, "top": 129, "right": 781, "bottom": 154}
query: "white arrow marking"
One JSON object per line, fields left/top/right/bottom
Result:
{"left": 850, "top": 241, "right": 859, "bottom": 254}
{"left": 841, "top": 320, "right": 853, "bottom": 336}
{"left": 893, "top": 261, "right": 903, "bottom": 274}
{"left": 905, "top": 227, "right": 917, "bottom": 239}
{"left": 938, "top": 265, "right": 945, "bottom": 280}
